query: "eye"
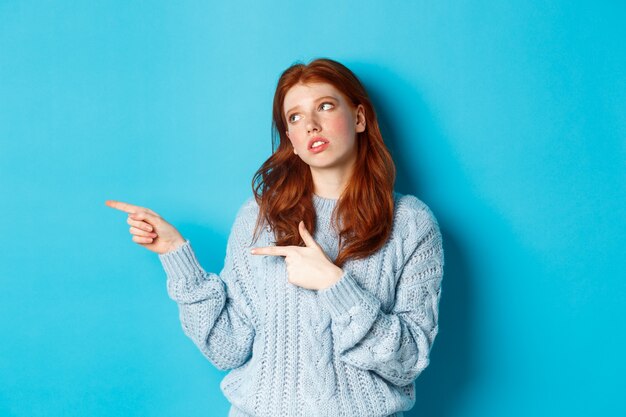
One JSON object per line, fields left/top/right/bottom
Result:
{"left": 288, "top": 113, "right": 302, "bottom": 123}
{"left": 319, "top": 102, "right": 334, "bottom": 111}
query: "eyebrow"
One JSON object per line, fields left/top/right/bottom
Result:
{"left": 285, "top": 95, "right": 338, "bottom": 117}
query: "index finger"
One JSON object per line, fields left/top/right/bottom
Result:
{"left": 105, "top": 200, "right": 147, "bottom": 214}
{"left": 251, "top": 246, "right": 293, "bottom": 257}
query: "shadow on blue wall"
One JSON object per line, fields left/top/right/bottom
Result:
{"left": 360, "top": 62, "right": 476, "bottom": 417}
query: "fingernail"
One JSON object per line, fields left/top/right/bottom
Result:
{"left": 250, "top": 248, "right": 256, "bottom": 254}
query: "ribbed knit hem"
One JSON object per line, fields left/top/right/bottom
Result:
{"left": 157, "top": 239, "right": 206, "bottom": 280}
{"left": 317, "top": 270, "right": 370, "bottom": 318}
{"left": 228, "top": 404, "right": 404, "bottom": 417}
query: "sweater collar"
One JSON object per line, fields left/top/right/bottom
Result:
{"left": 312, "top": 193, "right": 338, "bottom": 216}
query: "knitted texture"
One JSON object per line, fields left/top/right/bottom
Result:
{"left": 158, "top": 192, "right": 444, "bottom": 417}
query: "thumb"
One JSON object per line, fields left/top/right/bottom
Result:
{"left": 298, "top": 220, "right": 319, "bottom": 248}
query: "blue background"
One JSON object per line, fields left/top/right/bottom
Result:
{"left": 1, "top": 1, "right": 624, "bottom": 416}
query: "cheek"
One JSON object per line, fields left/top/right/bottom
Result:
{"left": 329, "top": 115, "right": 354, "bottom": 139}
{"left": 287, "top": 128, "right": 306, "bottom": 148}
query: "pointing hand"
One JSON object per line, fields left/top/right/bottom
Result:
{"left": 251, "top": 221, "right": 344, "bottom": 291}
{"left": 105, "top": 200, "right": 186, "bottom": 254}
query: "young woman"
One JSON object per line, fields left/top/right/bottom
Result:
{"left": 106, "top": 58, "right": 445, "bottom": 417}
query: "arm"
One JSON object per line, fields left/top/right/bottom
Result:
{"left": 158, "top": 200, "right": 259, "bottom": 371}
{"left": 317, "top": 203, "right": 444, "bottom": 387}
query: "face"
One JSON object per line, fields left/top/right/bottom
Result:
{"left": 283, "top": 82, "right": 365, "bottom": 171}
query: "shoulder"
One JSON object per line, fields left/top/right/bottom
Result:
{"left": 236, "top": 195, "right": 260, "bottom": 220}
{"left": 391, "top": 191, "right": 443, "bottom": 250}
{"left": 223, "top": 195, "right": 260, "bottom": 245}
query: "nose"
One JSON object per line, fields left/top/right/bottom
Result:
{"left": 306, "top": 112, "right": 321, "bottom": 133}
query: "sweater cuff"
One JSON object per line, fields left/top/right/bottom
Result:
{"left": 158, "top": 239, "right": 207, "bottom": 281}
{"left": 317, "top": 270, "right": 373, "bottom": 319}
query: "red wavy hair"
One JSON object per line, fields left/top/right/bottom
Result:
{"left": 251, "top": 58, "right": 396, "bottom": 268}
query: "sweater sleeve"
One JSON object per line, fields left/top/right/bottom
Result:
{"left": 317, "top": 202, "right": 444, "bottom": 387}
{"left": 158, "top": 199, "right": 259, "bottom": 371}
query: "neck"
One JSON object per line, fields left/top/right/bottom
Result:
{"left": 310, "top": 161, "right": 355, "bottom": 199}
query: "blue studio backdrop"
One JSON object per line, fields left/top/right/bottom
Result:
{"left": 1, "top": 1, "right": 624, "bottom": 416}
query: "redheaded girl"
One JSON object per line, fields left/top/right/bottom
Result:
{"left": 107, "top": 58, "right": 444, "bottom": 417}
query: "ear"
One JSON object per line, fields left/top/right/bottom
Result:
{"left": 355, "top": 104, "right": 366, "bottom": 133}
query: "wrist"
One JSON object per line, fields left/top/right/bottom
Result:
{"left": 321, "top": 265, "right": 344, "bottom": 290}
{"left": 165, "top": 237, "right": 186, "bottom": 254}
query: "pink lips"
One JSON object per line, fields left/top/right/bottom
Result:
{"left": 309, "top": 142, "right": 329, "bottom": 153}
{"left": 308, "top": 137, "right": 329, "bottom": 153}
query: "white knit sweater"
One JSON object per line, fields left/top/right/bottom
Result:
{"left": 158, "top": 192, "right": 445, "bottom": 417}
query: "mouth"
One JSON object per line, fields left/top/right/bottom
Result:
{"left": 308, "top": 137, "right": 329, "bottom": 150}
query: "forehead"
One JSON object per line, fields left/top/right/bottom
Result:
{"left": 283, "top": 82, "right": 346, "bottom": 111}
